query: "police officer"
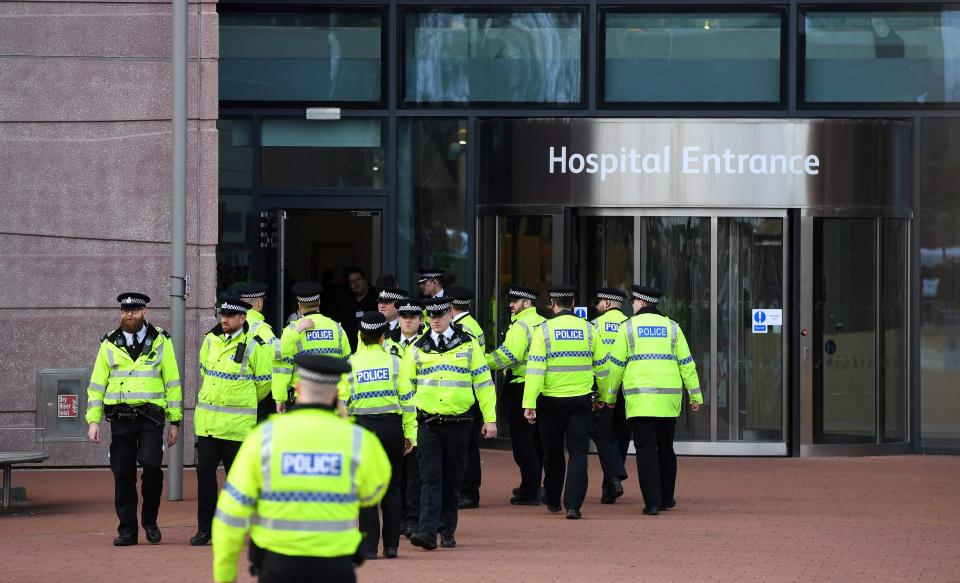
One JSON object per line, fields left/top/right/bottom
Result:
{"left": 399, "top": 298, "right": 497, "bottom": 550}
{"left": 212, "top": 354, "right": 390, "bottom": 583}
{"left": 273, "top": 282, "right": 351, "bottom": 412}
{"left": 238, "top": 283, "right": 281, "bottom": 422}
{"left": 523, "top": 286, "right": 609, "bottom": 520}
{"left": 341, "top": 312, "right": 416, "bottom": 560}
{"left": 447, "top": 286, "right": 485, "bottom": 509}
{"left": 377, "top": 287, "right": 409, "bottom": 334}
{"left": 385, "top": 299, "right": 426, "bottom": 358}
{"left": 485, "top": 285, "right": 546, "bottom": 505}
{"left": 384, "top": 299, "right": 427, "bottom": 538}
{"left": 417, "top": 268, "right": 446, "bottom": 299}
{"left": 606, "top": 286, "right": 703, "bottom": 515}
{"left": 190, "top": 297, "right": 273, "bottom": 546}
{"left": 591, "top": 288, "right": 629, "bottom": 505}
{"left": 86, "top": 292, "right": 182, "bottom": 546}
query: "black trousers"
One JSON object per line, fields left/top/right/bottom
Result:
{"left": 109, "top": 415, "right": 164, "bottom": 537}
{"left": 537, "top": 394, "right": 592, "bottom": 511}
{"left": 505, "top": 381, "right": 543, "bottom": 498}
{"left": 257, "top": 395, "right": 276, "bottom": 423}
{"left": 629, "top": 416, "right": 678, "bottom": 509}
{"left": 590, "top": 405, "right": 627, "bottom": 481}
{"left": 400, "top": 447, "right": 421, "bottom": 528}
{"left": 417, "top": 420, "right": 471, "bottom": 536}
{"left": 259, "top": 551, "right": 355, "bottom": 583}
{"left": 459, "top": 403, "right": 482, "bottom": 502}
{"left": 196, "top": 435, "right": 242, "bottom": 533}
{"left": 355, "top": 414, "right": 405, "bottom": 552}
{"left": 613, "top": 390, "right": 632, "bottom": 465}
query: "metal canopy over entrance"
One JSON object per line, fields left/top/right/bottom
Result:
{"left": 476, "top": 118, "right": 912, "bottom": 456}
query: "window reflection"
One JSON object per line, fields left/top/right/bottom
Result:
{"left": 805, "top": 10, "right": 960, "bottom": 103}
{"left": 404, "top": 11, "right": 582, "bottom": 104}
{"left": 397, "top": 119, "right": 469, "bottom": 291}
{"left": 220, "top": 11, "right": 383, "bottom": 102}
{"left": 218, "top": 119, "right": 253, "bottom": 189}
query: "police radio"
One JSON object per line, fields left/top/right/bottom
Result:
{"left": 233, "top": 342, "right": 246, "bottom": 364}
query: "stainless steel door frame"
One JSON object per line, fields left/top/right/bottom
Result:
{"left": 799, "top": 212, "right": 913, "bottom": 456}
{"left": 576, "top": 207, "right": 790, "bottom": 456}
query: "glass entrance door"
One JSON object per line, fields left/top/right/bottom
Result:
{"left": 573, "top": 210, "right": 788, "bottom": 455}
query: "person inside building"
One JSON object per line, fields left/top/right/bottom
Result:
{"left": 377, "top": 287, "right": 408, "bottom": 334}
{"left": 334, "top": 266, "right": 379, "bottom": 352}
{"left": 523, "top": 286, "right": 610, "bottom": 520}
{"left": 399, "top": 298, "right": 497, "bottom": 550}
{"left": 605, "top": 285, "right": 703, "bottom": 515}
{"left": 590, "top": 288, "right": 630, "bottom": 504}
{"left": 486, "top": 285, "right": 546, "bottom": 505}
{"left": 238, "top": 283, "right": 281, "bottom": 422}
{"left": 273, "top": 282, "right": 351, "bottom": 412}
{"left": 417, "top": 268, "right": 446, "bottom": 299}
{"left": 190, "top": 297, "right": 273, "bottom": 547}
{"left": 340, "top": 312, "right": 416, "bottom": 560}
{"left": 211, "top": 354, "right": 390, "bottom": 583}
{"left": 85, "top": 292, "right": 182, "bottom": 546}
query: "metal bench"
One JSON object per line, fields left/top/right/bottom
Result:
{"left": 0, "top": 452, "right": 49, "bottom": 509}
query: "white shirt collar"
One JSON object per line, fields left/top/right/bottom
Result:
{"left": 389, "top": 319, "right": 399, "bottom": 330}
{"left": 452, "top": 312, "right": 468, "bottom": 323}
{"left": 434, "top": 289, "right": 445, "bottom": 298}
{"left": 223, "top": 328, "right": 243, "bottom": 342}
{"left": 123, "top": 325, "right": 147, "bottom": 346}
{"left": 430, "top": 327, "right": 454, "bottom": 344}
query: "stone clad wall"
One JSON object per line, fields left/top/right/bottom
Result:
{"left": 0, "top": 0, "right": 219, "bottom": 465}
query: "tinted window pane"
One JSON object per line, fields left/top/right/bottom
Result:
{"left": 218, "top": 119, "right": 253, "bottom": 189}
{"left": 605, "top": 12, "right": 781, "bottom": 103}
{"left": 920, "top": 119, "right": 960, "bottom": 448}
{"left": 217, "top": 195, "right": 257, "bottom": 292}
{"left": 397, "top": 119, "right": 469, "bottom": 291}
{"left": 261, "top": 119, "right": 385, "bottom": 189}
{"left": 404, "top": 11, "right": 582, "bottom": 104}
{"left": 220, "top": 12, "right": 382, "bottom": 102}
{"left": 805, "top": 10, "right": 960, "bottom": 103}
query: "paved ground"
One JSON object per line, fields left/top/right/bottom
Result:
{"left": 2, "top": 451, "right": 960, "bottom": 582}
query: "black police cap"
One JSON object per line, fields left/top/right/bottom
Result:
{"left": 418, "top": 268, "right": 445, "bottom": 283}
{"left": 594, "top": 287, "right": 627, "bottom": 303}
{"left": 238, "top": 283, "right": 268, "bottom": 300}
{"left": 378, "top": 288, "right": 409, "bottom": 303}
{"left": 360, "top": 311, "right": 389, "bottom": 335}
{"left": 548, "top": 285, "right": 577, "bottom": 299}
{"left": 446, "top": 286, "right": 474, "bottom": 307}
{"left": 423, "top": 298, "right": 452, "bottom": 315}
{"left": 292, "top": 282, "right": 323, "bottom": 303}
{"left": 117, "top": 292, "right": 150, "bottom": 308}
{"left": 631, "top": 285, "right": 663, "bottom": 304}
{"left": 506, "top": 285, "right": 538, "bottom": 301}
{"left": 395, "top": 299, "right": 423, "bottom": 315}
{"left": 218, "top": 297, "right": 252, "bottom": 315}
{"left": 294, "top": 354, "right": 351, "bottom": 384}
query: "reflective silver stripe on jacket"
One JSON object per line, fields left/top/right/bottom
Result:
{"left": 418, "top": 379, "right": 472, "bottom": 388}
{"left": 110, "top": 369, "right": 161, "bottom": 379}
{"left": 164, "top": 379, "right": 180, "bottom": 389}
{"left": 475, "top": 379, "right": 494, "bottom": 390}
{"left": 166, "top": 400, "right": 183, "bottom": 408}
{"left": 88, "top": 399, "right": 103, "bottom": 408}
{"left": 104, "top": 391, "right": 162, "bottom": 400}
{"left": 625, "top": 320, "right": 636, "bottom": 356}
{"left": 350, "top": 403, "right": 402, "bottom": 415}
{"left": 106, "top": 348, "right": 116, "bottom": 368}
{"left": 215, "top": 508, "right": 250, "bottom": 528}
{"left": 197, "top": 402, "right": 257, "bottom": 415}
{"left": 272, "top": 338, "right": 282, "bottom": 360}
{"left": 88, "top": 382, "right": 106, "bottom": 392}
{"left": 252, "top": 516, "right": 357, "bottom": 532}
{"left": 670, "top": 320, "right": 679, "bottom": 354}
{"left": 585, "top": 322, "right": 594, "bottom": 353}
{"left": 517, "top": 320, "right": 532, "bottom": 351}
{"left": 250, "top": 320, "right": 263, "bottom": 335}
{"left": 542, "top": 322, "right": 552, "bottom": 353}
{"left": 350, "top": 426, "right": 363, "bottom": 495}
{"left": 261, "top": 421, "right": 273, "bottom": 492}
{"left": 548, "top": 365, "right": 593, "bottom": 373}
{"left": 240, "top": 336, "right": 259, "bottom": 371}
{"left": 359, "top": 483, "right": 386, "bottom": 505}
{"left": 687, "top": 387, "right": 702, "bottom": 396}
{"left": 391, "top": 354, "right": 401, "bottom": 394}
{"left": 273, "top": 367, "right": 294, "bottom": 375}
{"left": 623, "top": 387, "right": 684, "bottom": 395}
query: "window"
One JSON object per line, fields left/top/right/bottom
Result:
{"left": 397, "top": 119, "right": 469, "bottom": 290}
{"left": 217, "top": 119, "right": 254, "bottom": 189}
{"left": 603, "top": 11, "right": 783, "bottom": 105}
{"left": 804, "top": 9, "right": 960, "bottom": 105}
{"left": 260, "top": 119, "right": 385, "bottom": 189}
{"left": 403, "top": 10, "right": 583, "bottom": 105}
{"left": 220, "top": 10, "right": 384, "bottom": 103}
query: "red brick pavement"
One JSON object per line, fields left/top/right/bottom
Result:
{"left": 2, "top": 451, "right": 959, "bottom": 582}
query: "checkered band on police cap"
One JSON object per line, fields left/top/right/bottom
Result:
{"left": 219, "top": 300, "right": 251, "bottom": 314}
{"left": 396, "top": 300, "right": 423, "bottom": 315}
{"left": 418, "top": 268, "right": 444, "bottom": 282}
{"left": 238, "top": 283, "right": 268, "bottom": 299}
{"left": 631, "top": 286, "right": 662, "bottom": 304}
{"left": 294, "top": 353, "right": 350, "bottom": 385}
{"left": 117, "top": 292, "right": 150, "bottom": 307}
{"left": 359, "top": 311, "right": 389, "bottom": 334}
{"left": 292, "top": 282, "right": 323, "bottom": 303}
{"left": 424, "top": 299, "right": 451, "bottom": 313}
{"left": 548, "top": 285, "right": 577, "bottom": 299}
{"left": 378, "top": 288, "right": 409, "bottom": 302}
{"left": 594, "top": 288, "right": 627, "bottom": 303}
{"left": 506, "top": 286, "right": 538, "bottom": 301}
